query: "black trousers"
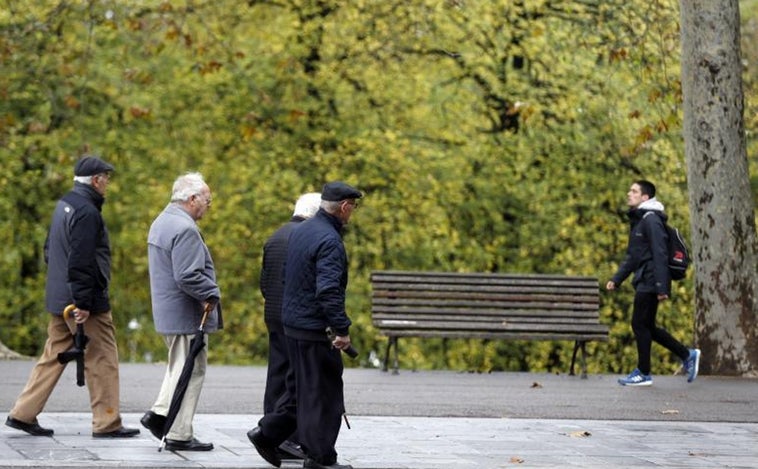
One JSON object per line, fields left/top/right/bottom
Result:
{"left": 631, "top": 291, "right": 690, "bottom": 375}
{"left": 258, "top": 336, "right": 345, "bottom": 465}
{"left": 263, "top": 330, "right": 289, "bottom": 414}
{"left": 263, "top": 329, "right": 300, "bottom": 445}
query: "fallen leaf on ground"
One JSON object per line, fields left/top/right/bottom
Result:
{"left": 531, "top": 382, "right": 543, "bottom": 388}
{"left": 509, "top": 456, "right": 525, "bottom": 463}
{"left": 565, "top": 430, "right": 592, "bottom": 438}
{"left": 689, "top": 451, "right": 710, "bottom": 457}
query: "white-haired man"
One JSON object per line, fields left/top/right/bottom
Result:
{"left": 259, "top": 192, "right": 321, "bottom": 461}
{"left": 140, "top": 172, "right": 221, "bottom": 451}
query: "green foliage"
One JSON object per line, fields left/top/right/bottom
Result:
{"left": 1, "top": 0, "right": 755, "bottom": 375}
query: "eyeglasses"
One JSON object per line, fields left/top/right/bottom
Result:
{"left": 194, "top": 194, "right": 212, "bottom": 207}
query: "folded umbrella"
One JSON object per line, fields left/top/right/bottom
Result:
{"left": 158, "top": 304, "right": 212, "bottom": 452}
{"left": 57, "top": 304, "right": 88, "bottom": 387}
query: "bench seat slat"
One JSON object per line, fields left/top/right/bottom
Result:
{"left": 373, "top": 314, "right": 603, "bottom": 324}
{"left": 375, "top": 320, "right": 608, "bottom": 333}
{"left": 382, "top": 330, "right": 610, "bottom": 341}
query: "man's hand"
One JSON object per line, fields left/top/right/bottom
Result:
{"left": 606, "top": 280, "right": 616, "bottom": 291}
{"left": 332, "top": 334, "right": 352, "bottom": 351}
{"left": 202, "top": 300, "right": 217, "bottom": 314}
{"left": 73, "top": 308, "right": 90, "bottom": 324}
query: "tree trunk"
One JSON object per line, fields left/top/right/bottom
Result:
{"left": 679, "top": 0, "right": 758, "bottom": 376}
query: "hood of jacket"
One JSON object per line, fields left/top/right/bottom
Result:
{"left": 629, "top": 197, "right": 668, "bottom": 223}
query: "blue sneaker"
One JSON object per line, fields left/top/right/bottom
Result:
{"left": 618, "top": 368, "right": 652, "bottom": 386}
{"left": 685, "top": 348, "right": 701, "bottom": 383}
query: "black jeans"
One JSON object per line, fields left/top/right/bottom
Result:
{"left": 631, "top": 291, "right": 690, "bottom": 375}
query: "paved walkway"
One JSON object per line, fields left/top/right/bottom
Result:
{"left": 1, "top": 361, "right": 757, "bottom": 468}
{"left": 2, "top": 412, "right": 758, "bottom": 468}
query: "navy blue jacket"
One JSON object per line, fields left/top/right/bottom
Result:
{"left": 611, "top": 208, "right": 671, "bottom": 296}
{"left": 282, "top": 209, "right": 352, "bottom": 337}
{"left": 44, "top": 183, "right": 111, "bottom": 315}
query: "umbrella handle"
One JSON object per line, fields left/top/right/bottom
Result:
{"left": 63, "top": 304, "right": 77, "bottom": 321}
{"left": 199, "top": 302, "right": 212, "bottom": 330}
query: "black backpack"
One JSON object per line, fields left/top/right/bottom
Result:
{"left": 644, "top": 212, "right": 691, "bottom": 281}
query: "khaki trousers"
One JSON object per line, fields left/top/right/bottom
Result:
{"left": 10, "top": 312, "right": 123, "bottom": 433}
{"left": 151, "top": 334, "right": 207, "bottom": 441}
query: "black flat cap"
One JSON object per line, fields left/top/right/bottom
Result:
{"left": 74, "top": 156, "right": 114, "bottom": 176}
{"left": 321, "top": 181, "right": 363, "bottom": 201}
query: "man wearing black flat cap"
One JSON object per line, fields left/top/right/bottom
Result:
{"left": 249, "top": 181, "right": 361, "bottom": 469}
{"left": 6, "top": 155, "right": 139, "bottom": 439}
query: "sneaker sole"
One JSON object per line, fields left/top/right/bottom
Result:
{"left": 688, "top": 349, "right": 701, "bottom": 382}
{"left": 617, "top": 374, "right": 653, "bottom": 386}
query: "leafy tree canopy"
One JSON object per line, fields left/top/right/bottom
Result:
{"left": 1, "top": 0, "right": 755, "bottom": 374}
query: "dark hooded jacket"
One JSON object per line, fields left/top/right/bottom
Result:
{"left": 611, "top": 200, "right": 671, "bottom": 296}
{"left": 44, "top": 183, "right": 111, "bottom": 315}
{"left": 282, "top": 209, "right": 352, "bottom": 338}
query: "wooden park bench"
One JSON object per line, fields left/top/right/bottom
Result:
{"left": 370, "top": 270, "right": 608, "bottom": 378}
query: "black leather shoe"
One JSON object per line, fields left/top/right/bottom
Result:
{"left": 140, "top": 411, "right": 166, "bottom": 440}
{"left": 92, "top": 426, "right": 140, "bottom": 438}
{"left": 304, "top": 459, "right": 354, "bottom": 469}
{"left": 277, "top": 439, "right": 306, "bottom": 460}
{"left": 164, "top": 437, "right": 214, "bottom": 451}
{"left": 5, "top": 416, "right": 54, "bottom": 437}
{"left": 247, "top": 426, "right": 281, "bottom": 467}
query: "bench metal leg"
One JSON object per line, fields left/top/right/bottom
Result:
{"left": 382, "top": 337, "right": 400, "bottom": 374}
{"left": 570, "top": 340, "right": 588, "bottom": 379}
{"left": 382, "top": 337, "right": 392, "bottom": 372}
{"left": 392, "top": 337, "right": 399, "bottom": 375}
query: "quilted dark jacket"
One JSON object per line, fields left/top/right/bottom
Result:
{"left": 282, "top": 209, "right": 352, "bottom": 337}
{"left": 260, "top": 216, "right": 306, "bottom": 331}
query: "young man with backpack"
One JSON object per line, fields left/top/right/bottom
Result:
{"left": 606, "top": 180, "right": 700, "bottom": 386}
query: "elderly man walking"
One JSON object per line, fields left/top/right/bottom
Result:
{"left": 6, "top": 155, "right": 139, "bottom": 439}
{"left": 140, "top": 172, "right": 221, "bottom": 452}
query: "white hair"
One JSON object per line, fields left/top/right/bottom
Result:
{"left": 293, "top": 192, "right": 321, "bottom": 218}
{"left": 73, "top": 175, "right": 93, "bottom": 185}
{"left": 171, "top": 172, "right": 206, "bottom": 202}
{"left": 320, "top": 200, "right": 342, "bottom": 214}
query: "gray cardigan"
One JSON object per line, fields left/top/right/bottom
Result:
{"left": 147, "top": 203, "right": 222, "bottom": 334}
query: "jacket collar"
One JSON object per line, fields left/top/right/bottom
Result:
{"left": 316, "top": 208, "right": 344, "bottom": 234}
{"left": 165, "top": 202, "right": 197, "bottom": 224}
{"left": 72, "top": 182, "right": 105, "bottom": 211}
